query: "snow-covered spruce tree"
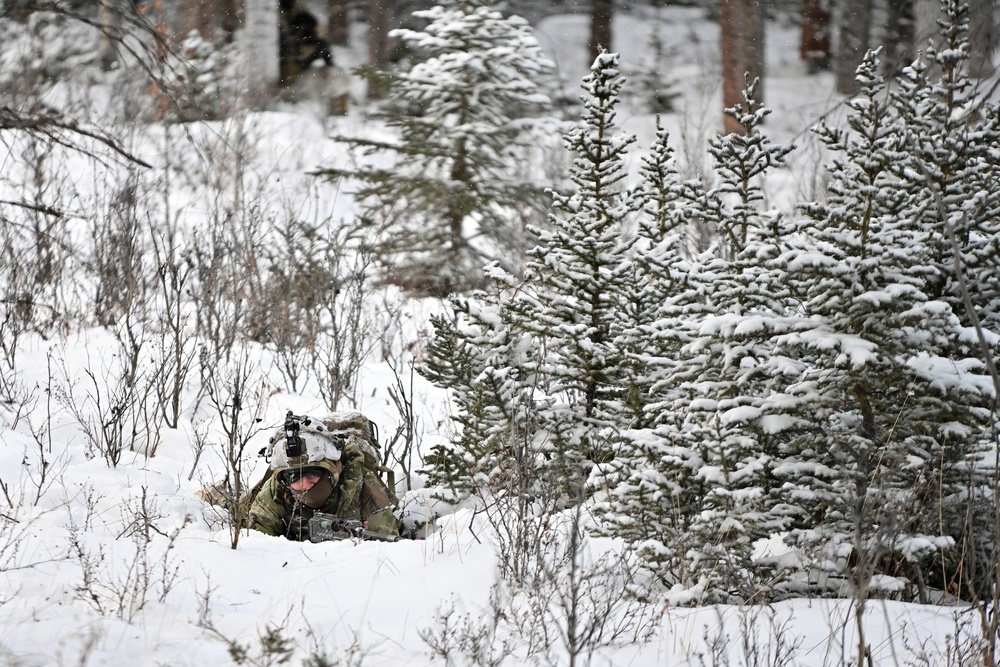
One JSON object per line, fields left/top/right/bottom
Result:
{"left": 604, "top": 82, "right": 800, "bottom": 604}
{"left": 592, "top": 119, "right": 707, "bottom": 594}
{"left": 884, "top": 1, "right": 1000, "bottom": 598}
{"left": 770, "top": 50, "right": 995, "bottom": 601}
{"left": 505, "top": 50, "right": 641, "bottom": 502}
{"left": 316, "top": 0, "right": 560, "bottom": 296}
{"left": 420, "top": 51, "right": 640, "bottom": 505}
{"left": 611, "top": 119, "right": 701, "bottom": 433}
{"left": 419, "top": 266, "right": 538, "bottom": 498}
{"left": 420, "top": 268, "right": 565, "bottom": 584}
{"left": 891, "top": 0, "right": 1000, "bottom": 333}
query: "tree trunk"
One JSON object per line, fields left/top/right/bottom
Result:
{"left": 883, "top": 0, "right": 914, "bottom": 76}
{"left": 366, "top": 0, "right": 396, "bottom": 99}
{"left": 367, "top": 0, "right": 392, "bottom": 69}
{"left": 801, "top": 0, "right": 831, "bottom": 72}
{"left": 328, "top": 0, "right": 350, "bottom": 47}
{"left": 177, "top": 0, "right": 215, "bottom": 40}
{"left": 967, "top": 0, "right": 996, "bottom": 79}
{"left": 720, "top": 0, "right": 764, "bottom": 135}
{"left": 98, "top": 0, "right": 120, "bottom": 71}
{"left": 835, "top": 0, "right": 872, "bottom": 95}
{"left": 219, "top": 0, "right": 239, "bottom": 43}
{"left": 241, "top": 0, "right": 280, "bottom": 101}
{"left": 589, "top": 0, "right": 613, "bottom": 65}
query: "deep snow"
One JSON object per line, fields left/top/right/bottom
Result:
{"left": 0, "top": 5, "right": 995, "bottom": 666}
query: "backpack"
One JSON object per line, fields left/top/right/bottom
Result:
{"left": 316, "top": 411, "right": 398, "bottom": 506}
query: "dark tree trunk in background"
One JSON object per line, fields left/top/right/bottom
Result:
{"left": 883, "top": 0, "right": 914, "bottom": 75}
{"left": 967, "top": 0, "right": 996, "bottom": 78}
{"left": 589, "top": 0, "right": 613, "bottom": 64}
{"left": 177, "top": 0, "right": 214, "bottom": 39}
{"left": 801, "top": 0, "right": 831, "bottom": 71}
{"left": 219, "top": 0, "right": 238, "bottom": 43}
{"left": 328, "top": 0, "right": 350, "bottom": 47}
{"left": 367, "top": 0, "right": 392, "bottom": 68}
{"left": 835, "top": 0, "right": 871, "bottom": 94}
{"left": 366, "top": 0, "right": 394, "bottom": 99}
{"left": 176, "top": 0, "right": 236, "bottom": 42}
{"left": 720, "top": 0, "right": 764, "bottom": 135}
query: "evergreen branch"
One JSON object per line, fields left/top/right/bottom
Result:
{"left": 907, "top": 136, "right": 1000, "bottom": 413}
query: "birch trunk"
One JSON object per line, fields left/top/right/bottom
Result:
{"left": 241, "top": 0, "right": 280, "bottom": 101}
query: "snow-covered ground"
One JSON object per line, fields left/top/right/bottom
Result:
{"left": 0, "top": 5, "right": 994, "bottom": 665}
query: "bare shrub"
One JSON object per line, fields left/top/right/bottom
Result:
{"left": 384, "top": 359, "right": 419, "bottom": 493}
{"left": 511, "top": 505, "right": 657, "bottom": 666}
{"left": 309, "top": 226, "right": 380, "bottom": 409}
{"left": 57, "top": 321, "right": 162, "bottom": 466}
{"left": 0, "top": 506, "right": 67, "bottom": 597}
{"left": 253, "top": 210, "right": 326, "bottom": 394}
{"left": 420, "top": 588, "right": 513, "bottom": 667}
{"left": 86, "top": 169, "right": 150, "bottom": 328}
{"left": 24, "top": 414, "right": 64, "bottom": 508}
{"left": 0, "top": 137, "right": 78, "bottom": 336}
{"left": 146, "top": 184, "right": 198, "bottom": 430}
{"left": 201, "top": 347, "right": 270, "bottom": 549}
{"left": 693, "top": 607, "right": 804, "bottom": 667}
{"left": 422, "top": 502, "right": 656, "bottom": 666}
{"left": 175, "top": 114, "right": 268, "bottom": 385}
{"left": 248, "top": 201, "right": 379, "bottom": 405}
{"left": 200, "top": 590, "right": 378, "bottom": 667}
{"left": 435, "top": 408, "right": 657, "bottom": 663}
{"left": 14, "top": 348, "right": 65, "bottom": 506}
{"left": 0, "top": 226, "right": 33, "bottom": 385}
{"left": 0, "top": 6, "right": 163, "bottom": 334}
{"left": 67, "top": 486, "right": 187, "bottom": 622}
{"left": 0, "top": 373, "right": 35, "bottom": 437}
{"left": 905, "top": 611, "right": 989, "bottom": 667}
{"left": 198, "top": 595, "right": 298, "bottom": 667}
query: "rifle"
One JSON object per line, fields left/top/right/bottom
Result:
{"left": 308, "top": 513, "right": 400, "bottom": 543}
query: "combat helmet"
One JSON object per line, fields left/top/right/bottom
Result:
{"left": 266, "top": 411, "right": 346, "bottom": 486}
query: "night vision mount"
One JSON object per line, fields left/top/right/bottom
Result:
{"left": 260, "top": 411, "right": 347, "bottom": 467}
{"left": 259, "top": 411, "right": 315, "bottom": 462}
{"left": 284, "top": 410, "right": 305, "bottom": 458}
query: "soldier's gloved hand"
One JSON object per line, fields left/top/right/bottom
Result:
{"left": 286, "top": 513, "right": 310, "bottom": 542}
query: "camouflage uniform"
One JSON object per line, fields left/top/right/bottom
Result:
{"left": 248, "top": 415, "right": 399, "bottom": 541}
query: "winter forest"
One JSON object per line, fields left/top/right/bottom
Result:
{"left": 2, "top": 0, "right": 1000, "bottom": 665}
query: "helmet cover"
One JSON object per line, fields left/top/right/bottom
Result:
{"left": 267, "top": 413, "right": 344, "bottom": 471}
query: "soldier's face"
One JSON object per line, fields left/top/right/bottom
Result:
{"left": 289, "top": 473, "right": 322, "bottom": 491}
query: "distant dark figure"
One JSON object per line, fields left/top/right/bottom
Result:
{"left": 279, "top": 0, "right": 334, "bottom": 86}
